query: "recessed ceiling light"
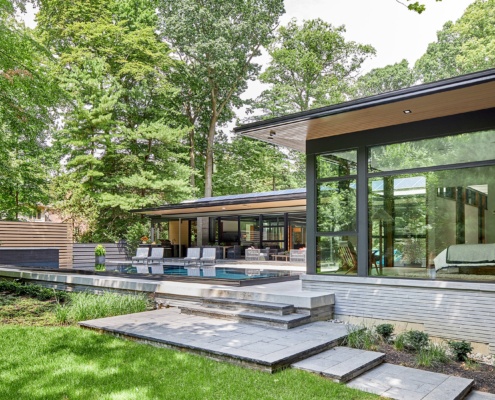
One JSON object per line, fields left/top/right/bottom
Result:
{"left": 403, "top": 110, "right": 412, "bottom": 114}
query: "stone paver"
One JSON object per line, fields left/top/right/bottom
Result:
{"left": 80, "top": 307, "right": 348, "bottom": 372}
{"left": 292, "top": 346, "right": 385, "bottom": 382}
{"left": 347, "top": 363, "right": 473, "bottom": 400}
{"left": 466, "top": 391, "right": 495, "bottom": 400}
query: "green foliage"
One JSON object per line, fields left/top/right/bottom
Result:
{"left": 94, "top": 264, "right": 106, "bottom": 271}
{"left": 396, "top": 330, "right": 430, "bottom": 352}
{"left": 416, "top": 343, "right": 449, "bottom": 367}
{"left": 447, "top": 340, "right": 473, "bottom": 361}
{"left": 157, "top": 0, "right": 285, "bottom": 197}
{"left": 212, "top": 136, "right": 305, "bottom": 195}
{"left": 344, "top": 325, "right": 380, "bottom": 351}
{"left": 55, "top": 291, "right": 149, "bottom": 324}
{"left": 253, "top": 18, "right": 375, "bottom": 117}
{"left": 35, "top": 0, "right": 192, "bottom": 240}
{"left": 376, "top": 323, "right": 395, "bottom": 340}
{"left": 415, "top": 0, "right": 495, "bottom": 82}
{"left": 353, "top": 60, "right": 417, "bottom": 99}
{"left": 124, "top": 220, "right": 151, "bottom": 256}
{"left": 94, "top": 244, "right": 106, "bottom": 256}
{"left": 0, "top": 279, "right": 69, "bottom": 302}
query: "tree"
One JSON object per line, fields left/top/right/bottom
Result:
{"left": 352, "top": 60, "right": 417, "bottom": 98}
{"left": 213, "top": 136, "right": 305, "bottom": 196}
{"left": 157, "top": 0, "right": 285, "bottom": 198}
{"left": 253, "top": 18, "right": 375, "bottom": 118}
{"left": 415, "top": 0, "right": 495, "bottom": 82}
{"left": 36, "top": 0, "right": 192, "bottom": 240}
{"left": 0, "top": 0, "right": 61, "bottom": 219}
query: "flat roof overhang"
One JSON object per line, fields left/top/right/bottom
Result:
{"left": 234, "top": 69, "right": 495, "bottom": 152}
{"left": 132, "top": 197, "right": 306, "bottom": 220}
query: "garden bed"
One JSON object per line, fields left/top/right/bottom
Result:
{"left": 378, "top": 343, "right": 495, "bottom": 393}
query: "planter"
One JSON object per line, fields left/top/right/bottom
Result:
{"left": 95, "top": 255, "right": 106, "bottom": 265}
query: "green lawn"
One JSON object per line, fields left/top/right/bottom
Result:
{"left": 0, "top": 289, "right": 377, "bottom": 400}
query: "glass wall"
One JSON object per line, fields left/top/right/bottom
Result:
{"left": 316, "top": 150, "right": 358, "bottom": 275}
{"left": 368, "top": 131, "right": 495, "bottom": 281}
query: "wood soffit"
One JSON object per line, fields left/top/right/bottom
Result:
{"left": 136, "top": 199, "right": 307, "bottom": 218}
{"left": 240, "top": 80, "right": 495, "bottom": 152}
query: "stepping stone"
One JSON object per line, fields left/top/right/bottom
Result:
{"left": 292, "top": 346, "right": 385, "bottom": 382}
{"left": 465, "top": 391, "right": 495, "bottom": 400}
{"left": 347, "top": 363, "right": 473, "bottom": 400}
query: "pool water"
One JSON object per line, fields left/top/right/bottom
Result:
{"left": 119, "top": 265, "right": 291, "bottom": 280}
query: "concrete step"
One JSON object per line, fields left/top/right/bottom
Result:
{"left": 347, "top": 363, "right": 474, "bottom": 400}
{"left": 201, "top": 297, "right": 295, "bottom": 315}
{"left": 465, "top": 391, "right": 495, "bottom": 400}
{"left": 179, "top": 304, "right": 311, "bottom": 329}
{"left": 292, "top": 346, "right": 385, "bottom": 383}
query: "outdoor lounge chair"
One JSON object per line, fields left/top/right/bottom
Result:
{"left": 200, "top": 248, "right": 216, "bottom": 266}
{"left": 183, "top": 247, "right": 201, "bottom": 266}
{"left": 289, "top": 249, "right": 306, "bottom": 263}
{"left": 147, "top": 247, "right": 164, "bottom": 264}
{"left": 338, "top": 241, "right": 357, "bottom": 274}
{"left": 132, "top": 247, "right": 149, "bottom": 263}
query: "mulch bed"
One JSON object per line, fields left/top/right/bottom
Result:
{"left": 378, "top": 343, "right": 495, "bottom": 393}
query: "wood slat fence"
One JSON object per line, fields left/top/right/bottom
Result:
{"left": 0, "top": 221, "right": 72, "bottom": 268}
{"left": 72, "top": 243, "right": 129, "bottom": 268}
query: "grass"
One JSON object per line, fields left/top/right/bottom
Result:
{"left": 0, "top": 290, "right": 378, "bottom": 400}
{"left": 416, "top": 344, "right": 450, "bottom": 367}
{"left": 55, "top": 291, "right": 149, "bottom": 324}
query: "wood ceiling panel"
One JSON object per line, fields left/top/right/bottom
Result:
{"left": 241, "top": 80, "right": 495, "bottom": 151}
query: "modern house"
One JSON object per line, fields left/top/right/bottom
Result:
{"left": 234, "top": 68, "right": 495, "bottom": 355}
{"left": 133, "top": 188, "right": 307, "bottom": 258}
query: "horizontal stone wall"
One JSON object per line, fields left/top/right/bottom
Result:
{"left": 302, "top": 274, "right": 495, "bottom": 355}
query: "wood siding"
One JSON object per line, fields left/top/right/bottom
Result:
{"left": 0, "top": 221, "right": 72, "bottom": 268}
{"left": 302, "top": 276, "right": 495, "bottom": 355}
{"left": 73, "top": 243, "right": 128, "bottom": 268}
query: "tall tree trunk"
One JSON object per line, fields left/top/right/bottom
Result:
{"left": 189, "top": 128, "right": 195, "bottom": 189}
{"left": 204, "top": 116, "right": 217, "bottom": 198}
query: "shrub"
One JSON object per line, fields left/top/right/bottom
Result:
{"left": 0, "top": 279, "right": 69, "bottom": 302}
{"left": 95, "top": 264, "right": 106, "bottom": 271}
{"left": 447, "top": 340, "right": 473, "bottom": 361}
{"left": 344, "top": 325, "right": 380, "bottom": 351}
{"left": 416, "top": 343, "right": 449, "bottom": 367}
{"left": 376, "top": 324, "right": 394, "bottom": 340}
{"left": 94, "top": 244, "right": 106, "bottom": 256}
{"left": 396, "top": 330, "right": 430, "bottom": 352}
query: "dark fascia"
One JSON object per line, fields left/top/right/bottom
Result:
{"left": 130, "top": 190, "right": 307, "bottom": 214}
{"left": 234, "top": 68, "right": 495, "bottom": 134}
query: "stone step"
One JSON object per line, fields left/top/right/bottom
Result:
{"left": 201, "top": 297, "right": 295, "bottom": 315}
{"left": 179, "top": 304, "right": 311, "bottom": 329}
{"left": 292, "top": 346, "right": 385, "bottom": 383}
{"left": 465, "top": 391, "right": 495, "bottom": 400}
{"left": 347, "top": 363, "right": 474, "bottom": 400}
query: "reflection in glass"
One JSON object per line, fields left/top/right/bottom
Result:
{"left": 317, "top": 149, "right": 357, "bottom": 179}
{"left": 317, "top": 180, "right": 356, "bottom": 232}
{"left": 369, "top": 130, "right": 495, "bottom": 173}
{"left": 368, "top": 166, "right": 495, "bottom": 281}
{"left": 317, "top": 236, "right": 357, "bottom": 275}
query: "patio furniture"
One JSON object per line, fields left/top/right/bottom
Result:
{"left": 200, "top": 247, "right": 216, "bottom": 266}
{"left": 147, "top": 247, "right": 164, "bottom": 263}
{"left": 184, "top": 247, "right": 201, "bottom": 266}
{"left": 289, "top": 249, "right": 306, "bottom": 263}
{"left": 245, "top": 248, "right": 261, "bottom": 261}
{"left": 338, "top": 242, "right": 356, "bottom": 274}
{"left": 132, "top": 247, "right": 149, "bottom": 264}
{"left": 227, "top": 245, "right": 242, "bottom": 259}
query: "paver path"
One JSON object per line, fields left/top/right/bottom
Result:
{"left": 80, "top": 307, "right": 348, "bottom": 372}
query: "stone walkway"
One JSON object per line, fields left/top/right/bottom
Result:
{"left": 79, "top": 308, "right": 494, "bottom": 399}
{"left": 80, "top": 307, "right": 348, "bottom": 372}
